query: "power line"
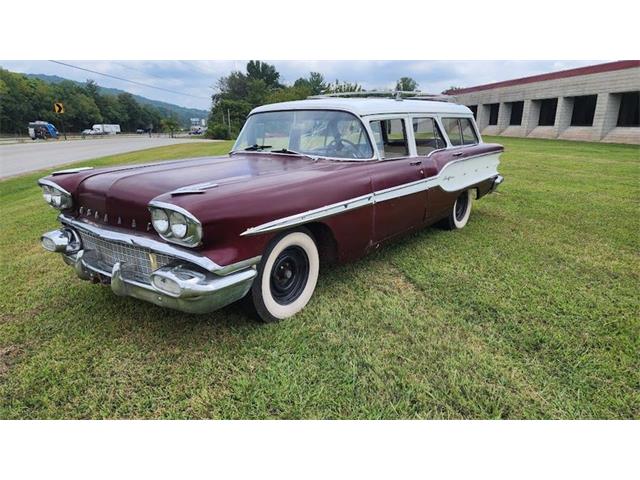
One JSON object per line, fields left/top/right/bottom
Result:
{"left": 111, "top": 61, "right": 170, "bottom": 81}
{"left": 48, "top": 60, "right": 210, "bottom": 100}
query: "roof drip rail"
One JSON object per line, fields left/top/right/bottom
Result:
{"left": 307, "top": 90, "right": 456, "bottom": 102}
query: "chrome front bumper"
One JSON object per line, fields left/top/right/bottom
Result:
{"left": 42, "top": 223, "right": 258, "bottom": 315}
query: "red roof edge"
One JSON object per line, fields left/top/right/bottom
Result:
{"left": 446, "top": 60, "right": 640, "bottom": 95}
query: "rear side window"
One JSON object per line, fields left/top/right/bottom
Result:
{"left": 413, "top": 117, "right": 445, "bottom": 155}
{"left": 370, "top": 119, "right": 408, "bottom": 159}
{"left": 460, "top": 118, "right": 478, "bottom": 145}
{"left": 441, "top": 117, "right": 462, "bottom": 146}
{"left": 442, "top": 117, "right": 479, "bottom": 146}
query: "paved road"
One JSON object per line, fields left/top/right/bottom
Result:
{"left": 0, "top": 136, "right": 216, "bottom": 179}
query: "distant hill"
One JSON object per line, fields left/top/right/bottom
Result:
{"left": 26, "top": 73, "right": 209, "bottom": 127}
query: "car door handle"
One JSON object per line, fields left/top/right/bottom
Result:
{"left": 452, "top": 152, "right": 464, "bottom": 157}
{"left": 409, "top": 160, "right": 421, "bottom": 166}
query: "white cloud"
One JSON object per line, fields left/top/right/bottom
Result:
{"left": 1, "top": 60, "right": 606, "bottom": 110}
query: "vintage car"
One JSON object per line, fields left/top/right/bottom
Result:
{"left": 39, "top": 95, "right": 504, "bottom": 322}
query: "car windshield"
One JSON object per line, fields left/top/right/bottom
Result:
{"left": 233, "top": 110, "right": 373, "bottom": 160}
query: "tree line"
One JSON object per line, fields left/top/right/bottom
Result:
{"left": 207, "top": 61, "right": 421, "bottom": 139}
{"left": 0, "top": 68, "right": 177, "bottom": 135}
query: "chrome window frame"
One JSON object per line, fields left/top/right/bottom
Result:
{"left": 366, "top": 114, "right": 414, "bottom": 160}
{"left": 410, "top": 115, "right": 448, "bottom": 156}
{"left": 437, "top": 114, "right": 482, "bottom": 150}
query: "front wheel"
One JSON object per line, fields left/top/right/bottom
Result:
{"left": 442, "top": 189, "right": 473, "bottom": 230}
{"left": 251, "top": 228, "right": 320, "bottom": 323}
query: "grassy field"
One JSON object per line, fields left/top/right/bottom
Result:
{"left": 0, "top": 137, "right": 638, "bottom": 419}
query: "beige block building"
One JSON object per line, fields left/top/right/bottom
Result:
{"left": 449, "top": 61, "right": 640, "bottom": 145}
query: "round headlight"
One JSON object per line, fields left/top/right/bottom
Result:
{"left": 151, "top": 209, "right": 170, "bottom": 234}
{"left": 42, "top": 186, "right": 52, "bottom": 204}
{"left": 169, "top": 211, "right": 188, "bottom": 238}
{"left": 51, "top": 192, "right": 63, "bottom": 208}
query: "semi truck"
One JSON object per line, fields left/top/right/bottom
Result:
{"left": 82, "top": 124, "right": 121, "bottom": 135}
{"left": 92, "top": 124, "right": 121, "bottom": 135}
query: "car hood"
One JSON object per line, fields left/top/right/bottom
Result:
{"left": 67, "top": 153, "right": 327, "bottom": 231}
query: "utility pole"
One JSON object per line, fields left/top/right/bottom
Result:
{"left": 227, "top": 109, "right": 231, "bottom": 138}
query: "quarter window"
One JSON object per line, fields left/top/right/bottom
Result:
{"left": 441, "top": 117, "right": 463, "bottom": 146}
{"left": 370, "top": 119, "right": 408, "bottom": 159}
{"left": 460, "top": 118, "right": 478, "bottom": 145}
{"left": 442, "top": 117, "right": 479, "bottom": 146}
{"left": 413, "top": 117, "right": 445, "bottom": 155}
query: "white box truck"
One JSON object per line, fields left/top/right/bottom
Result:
{"left": 91, "top": 124, "right": 121, "bottom": 135}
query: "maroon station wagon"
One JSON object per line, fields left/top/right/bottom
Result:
{"left": 39, "top": 95, "right": 504, "bottom": 322}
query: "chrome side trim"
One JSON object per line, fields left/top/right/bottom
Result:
{"left": 52, "top": 166, "right": 94, "bottom": 176}
{"left": 241, "top": 152, "right": 501, "bottom": 236}
{"left": 241, "top": 193, "right": 373, "bottom": 236}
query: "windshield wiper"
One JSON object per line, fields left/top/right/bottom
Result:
{"left": 270, "top": 148, "right": 303, "bottom": 155}
{"left": 244, "top": 144, "right": 272, "bottom": 151}
{"left": 271, "top": 148, "right": 319, "bottom": 161}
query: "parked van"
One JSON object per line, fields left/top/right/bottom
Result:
{"left": 28, "top": 121, "right": 59, "bottom": 140}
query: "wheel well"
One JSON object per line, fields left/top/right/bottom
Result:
{"left": 303, "top": 222, "right": 338, "bottom": 265}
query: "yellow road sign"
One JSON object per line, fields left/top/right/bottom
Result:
{"left": 54, "top": 102, "right": 64, "bottom": 114}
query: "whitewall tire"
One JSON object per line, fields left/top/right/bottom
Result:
{"left": 251, "top": 229, "right": 320, "bottom": 323}
{"left": 444, "top": 189, "right": 473, "bottom": 230}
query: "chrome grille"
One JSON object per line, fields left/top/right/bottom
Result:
{"left": 78, "top": 230, "right": 173, "bottom": 281}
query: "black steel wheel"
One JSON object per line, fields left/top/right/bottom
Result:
{"left": 270, "top": 246, "right": 310, "bottom": 305}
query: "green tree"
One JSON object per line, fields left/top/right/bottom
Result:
{"left": 443, "top": 86, "right": 462, "bottom": 94}
{"left": 0, "top": 68, "right": 166, "bottom": 134}
{"left": 116, "top": 92, "right": 144, "bottom": 131}
{"left": 246, "top": 60, "right": 281, "bottom": 89}
{"left": 325, "top": 80, "right": 363, "bottom": 93}
{"left": 396, "top": 77, "right": 419, "bottom": 92}
{"left": 84, "top": 79, "right": 100, "bottom": 99}
{"left": 161, "top": 116, "right": 180, "bottom": 138}
{"left": 265, "top": 85, "right": 311, "bottom": 104}
{"left": 294, "top": 72, "right": 327, "bottom": 96}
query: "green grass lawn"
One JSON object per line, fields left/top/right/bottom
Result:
{"left": 1, "top": 137, "right": 638, "bottom": 419}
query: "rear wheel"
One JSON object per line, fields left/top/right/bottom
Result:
{"left": 442, "top": 189, "right": 473, "bottom": 230}
{"left": 251, "top": 228, "right": 320, "bottom": 323}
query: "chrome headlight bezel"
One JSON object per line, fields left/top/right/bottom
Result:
{"left": 38, "top": 179, "right": 73, "bottom": 210}
{"left": 148, "top": 201, "right": 203, "bottom": 248}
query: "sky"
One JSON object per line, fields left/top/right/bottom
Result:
{"left": 1, "top": 60, "right": 605, "bottom": 111}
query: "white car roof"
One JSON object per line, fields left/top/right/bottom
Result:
{"left": 251, "top": 98, "right": 472, "bottom": 117}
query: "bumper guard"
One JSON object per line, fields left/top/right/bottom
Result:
{"left": 45, "top": 226, "right": 257, "bottom": 314}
